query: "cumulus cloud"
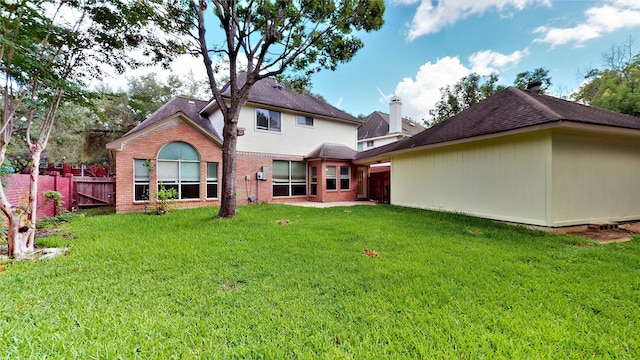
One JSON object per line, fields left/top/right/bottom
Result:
{"left": 469, "top": 48, "right": 530, "bottom": 75}
{"left": 403, "top": 0, "right": 550, "bottom": 41}
{"left": 391, "top": 48, "right": 529, "bottom": 121}
{"left": 393, "top": 56, "right": 470, "bottom": 122}
{"left": 534, "top": 1, "right": 640, "bottom": 47}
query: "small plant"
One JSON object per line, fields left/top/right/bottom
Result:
{"left": 43, "top": 190, "right": 65, "bottom": 215}
{"left": 155, "top": 184, "right": 178, "bottom": 215}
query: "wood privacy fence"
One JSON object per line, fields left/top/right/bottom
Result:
{"left": 5, "top": 174, "right": 115, "bottom": 220}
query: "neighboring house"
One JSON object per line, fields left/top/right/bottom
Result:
{"left": 357, "top": 96, "right": 425, "bottom": 151}
{"left": 357, "top": 96, "right": 425, "bottom": 202}
{"left": 355, "top": 85, "right": 640, "bottom": 230}
{"left": 107, "top": 76, "right": 364, "bottom": 213}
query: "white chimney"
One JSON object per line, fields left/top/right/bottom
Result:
{"left": 389, "top": 96, "right": 402, "bottom": 134}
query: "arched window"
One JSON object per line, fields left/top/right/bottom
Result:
{"left": 157, "top": 142, "right": 200, "bottom": 199}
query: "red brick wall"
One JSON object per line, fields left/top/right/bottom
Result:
{"left": 4, "top": 173, "right": 73, "bottom": 220}
{"left": 307, "top": 160, "right": 358, "bottom": 203}
{"left": 112, "top": 116, "right": 359, "bottom": 213}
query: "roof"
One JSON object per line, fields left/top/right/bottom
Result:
{"left": 357, "top": 86, "right": 640, "bottom": 160}
{"left": 306, "top": 143, "right": 358, "bottom": 160}
{"left": 358, "top": 111, "right": 425, "bottom": 140}
{"left": 220, "top": 74, "right": 360, "bottom": 124}
{"left": 107, "top": 96, "right": 218, "bottom": 150}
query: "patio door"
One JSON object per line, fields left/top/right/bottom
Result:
{"left": 357, "top": 167, "right": 367, "bottom": 199}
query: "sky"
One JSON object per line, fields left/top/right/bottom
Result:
{"left": 115, "top": 0, "right": 640, "bottom": 123}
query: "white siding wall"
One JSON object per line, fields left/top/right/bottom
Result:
{"left": 235, "top": 104, "right": 357, "bottom": 155}
{"left": 551, "top": 130, "right": 640, "bottom": 226}
{"left": 391, "top": 132, "right": 551, "bottom": 226}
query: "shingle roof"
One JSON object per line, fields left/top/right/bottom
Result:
{"left": 306, "top": 143, "right": 358, "bottom": 160}
{"left": 220, "top": 74, "right": 360, "bottom": 124}
{"left": 357, "top": 87, "right": 640, "bottom": 159}
{"left": 122, "top": 96, "right": 218, "bottom": 140}
{"left": 358, "top": 111, "right": 425, "bottom": 140}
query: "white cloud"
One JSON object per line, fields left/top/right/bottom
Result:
{"left": 391, "top": 48, "right": 529, "bottom": 121}
{"left": 534, "top": 1, "right": 640, "bottom": 47}
{"left": 469, "top": 48, "right": 530, "bottom": 75}
{"left": 403, "top": 0, "right": 550, "bottom": 41}
{"left": 393, "top": 56, "right": 470, "bottom": 121}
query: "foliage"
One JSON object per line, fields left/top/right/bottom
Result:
{"left": 1, "top": 205, "right": 639, "bottom": 357}
{"left": 573, "top": 54, "right": 640, "bottom": 117}
{"left": 42, "top": 190, "right": 64, "bottom": 214}
{"left": 429, "top": 73, "right": 504, "bottom": 125}
{"left": 154, "top": 184, "right": 177, "bottom": 215}
{"left": 188, "top": 0, "right": 385, "bottom": 218}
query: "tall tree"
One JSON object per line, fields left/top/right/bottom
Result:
{"left": 0, "top": 0, "right": 189, "bottom": 258}
{"left": 188, "top": 0, "right": 385, "bottom": 218}
{"left": 429, "top": 73, "right": 504, "bottom": 125}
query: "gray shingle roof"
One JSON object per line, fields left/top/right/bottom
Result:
{"left": 357, "top": 87, "right": 640, "bottom": 160}
{"left": 306, "top": 143, "right": 358, "bottom": 160}
{"left": 122, "top": 96, "right": 218, "bottom": 140}
{"left": 220, "top": 74, "right": 360, "bottom": 124}
{"left": 358, "top": 111, "right": 425, "bottom": 140}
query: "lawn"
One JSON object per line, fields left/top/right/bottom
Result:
{"left": 1, "top": 204, "right": 639, "bottom": 358}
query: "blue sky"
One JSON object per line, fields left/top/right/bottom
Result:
{"left": 116, "top": 0, "right": 640, "bottom": 123}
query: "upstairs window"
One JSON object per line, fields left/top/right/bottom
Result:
{"left": 257, "top": 108, "right": 281, "bottom": 132}
{"left": 157, "top": 142, "right": 200, "bottom": 200}
{"left": 296, "top": 115, "right": 314, "bottom": 127}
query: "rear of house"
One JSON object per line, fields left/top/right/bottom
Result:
{"left": 107, "top": 77, "right": 363, "bottom": 213}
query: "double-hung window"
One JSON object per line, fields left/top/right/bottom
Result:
{"left": 340, "top": 166, "right": 350, "bottom": 190}
{"left": 256, "top": 108, "right": 281, "bottom": 132}
{"left": 206, "top": 162, "right": 218, "bottom": 199}
{"left": 310, "top": 166, "right": 318, "bottom": 195}
{"left": 157, "top": 142, "right": 200, "bottom": 200}
{"left": 273, "top": 160, "right": 306, "bottom": 197}
{"left": 134, "top": 159, "right": 150, "bottom": 201}
{"left": 326, "top": 166, "right": 337, "bottom": 190}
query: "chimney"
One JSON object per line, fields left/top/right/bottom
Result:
{"left": 389, "top": 96, "right": 402, "bottom": 134}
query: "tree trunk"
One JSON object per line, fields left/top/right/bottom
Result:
{"left": 6, "top": 211, "right": 35, "bottom": 259}
{"left": 218, "top": 108, "right": 239, "bottom": 218}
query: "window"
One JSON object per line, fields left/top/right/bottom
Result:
{"left": 297, "top": 115, "right": 313, "bottom": 127}
{"left": 310, "top": 166, "right": 317, "bottom": 195}
{"left": 134, "top": 159, "right": 150, "bottom": 201}
{"left": 206, "top": 162, "right": 218, "bottom": 199}
{"left": 357, "top": 143, "right": 363, "bottom": 151}
{"left": 257, "top": 108, "right": 281, "bottom": 132}
{"left": 340, "top": 166, "right": 350, "bottom": 190}
{"left": 273, "top": 160, "right": 306, "bottom": 197}
{"left": 366, "top": 140, "right": 374, "bottom": 148}
{"left": 157, "top": 142, "right": 200, "bottom": 200}
{"left": 326, "top": 166, "right": 337, "bottom": 190}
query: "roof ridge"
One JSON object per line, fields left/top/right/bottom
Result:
{"left": 508, "top": 87, "right": 563, "bottom": 120}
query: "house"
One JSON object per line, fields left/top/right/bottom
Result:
{"left": 355, "top": 85, "right": 640, "bottom": 230}
{"left": 357, "top": 97, "right": 425, "bottom": 202}
{"left": 357, "top": 96, "right": 425, "bottom": 151}
{"left": 106, "top": 76, "right": 365, "bottom": 213}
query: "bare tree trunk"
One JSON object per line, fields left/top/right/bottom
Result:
{"left": 218, "top": 109, "right": 239, "bottom": 218}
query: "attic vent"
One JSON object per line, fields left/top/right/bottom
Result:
{"left": 274, "top": 83, "right": 285, "bottom": 90}
{"left": 526, "top": 79, "right": 543, "bottom": 93}
{"left": 188, "top": 100, "right": 196, "bottom": 105}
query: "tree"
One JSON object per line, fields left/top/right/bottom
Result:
{"left": 513, "top": 67, "right": 552, "bottom": 93}
{"left": 429, "top": 73, "right": 504, "bottom": 125}
{"left": 572, "top": 40, "right": 640, "bottom": 117}
{"left": 0, "top": 0, "right": 189, "bottom": 258}
{"left": 188, "top": 0, "right": 385, "bottom": 218}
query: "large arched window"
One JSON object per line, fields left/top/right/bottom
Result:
{"left": 157, "top": 142, "right": 200, "bottom": 199}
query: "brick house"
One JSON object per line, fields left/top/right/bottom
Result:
{"left": 106, "top": 76, "right": 364, "bottom": 213}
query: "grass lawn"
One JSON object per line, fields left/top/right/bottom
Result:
{"left": 1, "top": 204, "right": 639, "bottom": 358}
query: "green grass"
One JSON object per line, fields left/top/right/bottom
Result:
{"left": 1, "top": 204, "right": 639, "bottom": 359}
